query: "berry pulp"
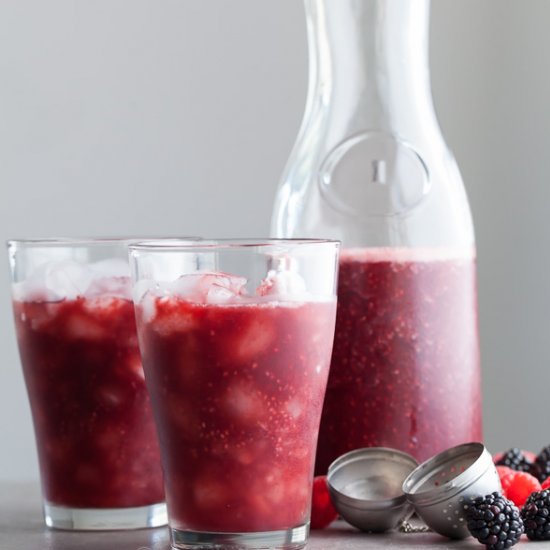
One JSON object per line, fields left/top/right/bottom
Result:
{"left": 136, "top": 296, "right": 337, "bottom": 533}
{"left": 315, "top": 248, "right": 482, "bottom": 474}
{"left": 13, "top": 295, "right": 164, "bottom": 508}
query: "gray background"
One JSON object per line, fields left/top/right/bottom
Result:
{"left": 0, "top": 0, "right": 548, "bottom": 481}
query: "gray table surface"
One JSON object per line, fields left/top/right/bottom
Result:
{"left": 0, "top": 482, "right": 543, "bottom": 550}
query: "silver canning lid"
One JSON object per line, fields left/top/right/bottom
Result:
{"left": 402, "top": 442, "right": 494, "bottom": 507}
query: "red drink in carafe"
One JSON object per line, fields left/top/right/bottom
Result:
{"left": 315, "top": 248, "right": 482, "bottom": 474}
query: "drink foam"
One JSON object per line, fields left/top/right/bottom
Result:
{"left": 340, "top": 246, "right": 476, "bottom": 264}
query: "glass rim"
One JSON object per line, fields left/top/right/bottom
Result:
{"left": 7, "top": 237, "right": 200, "bottom": 249}
{"left": 128, "top": 238, "right": 341, "bottom": 252}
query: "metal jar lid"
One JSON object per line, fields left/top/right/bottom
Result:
{"left": 327, "top": 447, "right": 418, "bottom": 533}
{"left": 402, "top": 442, "right": 501, "bottom": 539}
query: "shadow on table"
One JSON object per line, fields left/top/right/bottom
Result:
{"left": 314, "top": 525, "right": 482, "bottom": 549}
{"left": 42, "top": 527, "right": 171, "bottom": 550}
{"left": 0, "top": 483, "right": 171, "bottom": 550}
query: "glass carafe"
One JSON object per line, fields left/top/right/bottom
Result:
{"left": 271, "top": 0, "right": 482, "bottom": 473}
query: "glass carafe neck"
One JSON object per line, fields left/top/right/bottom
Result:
{"left": 305, "top": 0, "right": 435, "bottom": 131}
{"left": 272, "top": 0, "right": 474, "bottom": 250}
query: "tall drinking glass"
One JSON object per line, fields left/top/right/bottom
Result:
{"left": 129, "top": 239, "right": 339, "bottom": 550}
{"left": 8, "top": 239, "right": 168, "bottom": 530}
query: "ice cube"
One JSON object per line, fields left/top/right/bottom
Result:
{"left": 150, "top": 301, "right": 198, "bottom": 335}
{"left": 194, "top": 477, "right": 229, "bottom": 511}
{"left": 198, "top": 272, "right": 247, "bottom": 303}
{"left": 256, "top": 268, "right": 307, "bottom": 301}
{"left": 83, "top": 294, "right": 129, "bottom": 323}
{"left": 14, "top": 260, "right": 94, "bottom": 301}
{"left": 285, "top": 398, "right": 304, "bottom": 420}
{"left": 169, "top": 272, "right": 248, "bottom": 304}
{"left": 44, "top": 261, "right": 93, "bottom": 299}
{"left": 235, "top": 440, "right": 269, "bottom": 466}
{"left": 137, "top": 290, "right": 158, "bottom": 324}
{"left": 27, "top": 303, "right": 64, "bottom": 330}
{"left": 224, "top": 382, "right": 267, "bottom": 423}
{"left": 233, "top": 316, "right": 275, "bottom": 361}
{"left": 12, "top": 280, "right": 48, "bottom": 302}
{"left": 65, "top": 312, "right": 106, "bottom": 340}
{"left": 85, "top": 259, "right": 132, "bottom": 299}
{"left": 206, "top": 283, "right": 239, "bottom": 304}
{"left": 262, "top": 477, "right": 285, "bottom": 505}
{"left": 90, "top": 258, "right": 130, "bottom": 279}
{"left": 133, "top": 279, "right": 155, "bottom": 303}
{"left": 167, "top": 274, "right": 205, "bottom": 298}
{"left": 86, "top": 276, "right": 132, "bottom": 300}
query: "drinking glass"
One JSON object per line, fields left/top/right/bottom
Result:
{"left": 8, "top": 238, "right": 168, "bottom": 530}
{"left": 129, "top": 239, "right": 339, "bottom": 549}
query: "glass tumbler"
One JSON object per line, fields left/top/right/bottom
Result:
{"left": 129, "top": 239, "right": 340, "bottom": 550}
{"left": 8, "top": 239, "right": 167, "bottom": 530}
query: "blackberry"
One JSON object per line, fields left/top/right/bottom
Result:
{"left": 496, "top": 448, "right": 532, "bottom": 473}
{"left": 521, "top": 490, "right": 550, "bottom": 540}
{"left": 465, "top": 492, "right": 523, "bottom": 550}
{"left": 531, "top": 445, "right": 550, "bottom": 482}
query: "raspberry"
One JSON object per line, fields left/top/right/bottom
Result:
{"left": 521, "top": 490, "right": 550, "bottom": 540}
{"left": 310, "top": 476, "right": 338, "bottom": 529}
{"left": 505, "top": 471, "right": 542, "bottom": 508}
{"left": 500, "top": 474, "right": 516, "bottom": 495}
{"left": 465, "top": 492, "right": 523, "bottom": 550}
{"left": 495, "top": 448, "right": 533, "bottom": 473}
{"left": 496, "top": 465, "right": 514, "bottom": 480}
{"left": 495, "top": 466, "right": 514, "bottom": 478}
{"left": 496, "top": 466, "right": 515, "bottom": 495}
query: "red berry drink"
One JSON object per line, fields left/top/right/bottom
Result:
{"left": 315, "top": 248, "right": 482, "bottom": 474}
{"left": 9, "top": 245, "right": 167, "bottom": 530}
{"left": 13, "top": 294, "right": 164, "bottom": 509}
{"left": 135, "top": 282, "right": 337, "bottom": 534}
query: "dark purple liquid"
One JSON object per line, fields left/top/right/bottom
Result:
{"left": 315, "top": 248, "right": 482, "bottom": 474}
{"left": 137, "top": 297, "right": 336, "bottom": 532}
{"left": 13, "top": 297, "right": 164, "bottom": 508}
